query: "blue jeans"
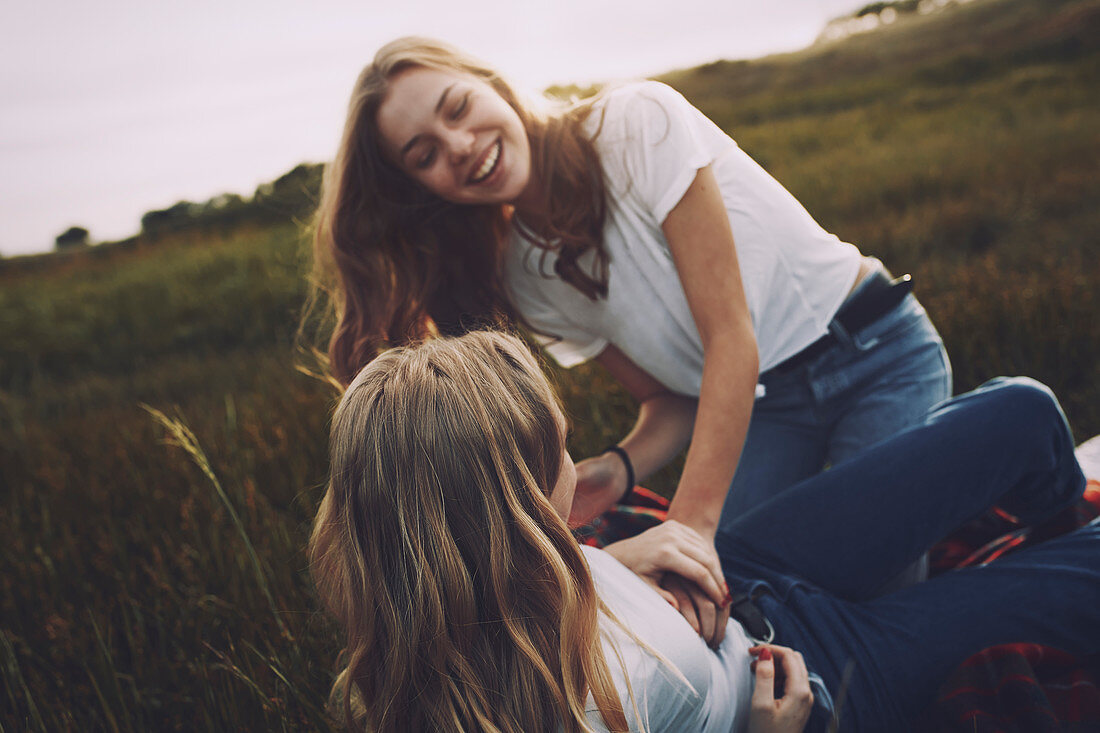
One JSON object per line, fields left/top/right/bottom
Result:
{"left": 716, "top": 378, "right": 1094, "bottom": 732}
{"left": 723, "top": 289, "right": 953, "bottom": 522}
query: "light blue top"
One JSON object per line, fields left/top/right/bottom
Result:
{"left": 581, "top": 545, "right": 754, "bottom": 732}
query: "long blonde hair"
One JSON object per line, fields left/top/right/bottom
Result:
{"left": 308, "top": 38, "right": 611, "bottom": 386}
{"left": 309, "top": 331, "right": 631, "bottom": 732}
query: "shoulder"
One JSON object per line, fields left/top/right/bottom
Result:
{"left": 590, "top": 81, "right": 695, "bottom": 133}
{"left": 598, "top": 80, "right": 693, "bottom": 112}
{"left": 586, "top": 82, "right": 732, "bottom": 215}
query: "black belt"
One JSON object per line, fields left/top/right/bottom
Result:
{"left": 765, "top": 270, "right": 915, "bottom": 376}
{"left": 729, "top": 590, "right": 775, "bottom": 644}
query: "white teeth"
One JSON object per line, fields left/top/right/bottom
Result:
{"left": 470, "top": 140, "right": 500, "bottom": 183}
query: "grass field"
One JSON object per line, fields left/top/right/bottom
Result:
{"left": 2, "top": 0, "right": 1099, "bottom": 728}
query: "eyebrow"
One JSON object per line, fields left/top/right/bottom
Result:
{"left": 399, "top": 83, "right": 457, "bottom": 159}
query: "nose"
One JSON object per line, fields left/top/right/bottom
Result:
{"left": 442, "top": 127, "right": 476, "bottom": 163}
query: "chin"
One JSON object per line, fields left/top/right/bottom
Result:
{"left": 502, "top": 171, "right": 533, "bottom": 205}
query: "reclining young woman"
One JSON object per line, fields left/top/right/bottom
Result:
{"left": 309, "top": 331, "right": 1096, "bottom": 732}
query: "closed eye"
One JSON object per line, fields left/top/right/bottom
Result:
{"left": 414, "top": 146, "right": 437, "bottom": 169}
{"left": 448, "top": 93, "right": 470, "bottom": 121}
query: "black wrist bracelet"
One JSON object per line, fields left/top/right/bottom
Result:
{"left": 603, "top": 445, "right": 635, "bottom": 501}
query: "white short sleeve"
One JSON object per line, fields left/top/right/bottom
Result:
{"left": 504, "top": 80, "right": 864, "bottom": 387}
{"left": 597, "top": 82, "right": 734, "bottom": 225}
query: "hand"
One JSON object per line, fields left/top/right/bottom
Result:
{"left": 568, "top": 452, "right": 629, "bottom": 526}
{"left": 747, "top": 645, "right": 814, "bottom": 733}
{"left": 603, "top": 520, "right": 728, "bottom": 621}
{"left": 661, "top": 574, "right": 730, "bottom": 649}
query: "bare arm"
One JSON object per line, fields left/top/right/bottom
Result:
{"left": 661, "top": 165, "right": 758, "bottom": 539}
{"left": 567, "top": 345, "right": 698, "bottom": 526}
{"left": 572, "top": 166, "right": 757, "bottom": 638}
{"left": 569, "top": 168, "right": 756, "bottom": 531}
{"left": 573, "top": 167, "right": 757, "bottom": 537}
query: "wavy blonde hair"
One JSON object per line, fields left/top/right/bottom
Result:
{"left": 309, "top": 331, "right": 633, "bottom": 732}
{"left": 307, "top": 37, "right": 611, "bottom": 386}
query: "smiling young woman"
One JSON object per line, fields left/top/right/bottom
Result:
{"left": 307, "top": 36, "right": 952, "bottom": 640}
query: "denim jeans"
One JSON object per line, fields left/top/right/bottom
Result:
{"left": 723, "top": 288, "right": 953, "bottom": 523}
{"left": 715, "top": 378, "right": 1094, "bottom": 732}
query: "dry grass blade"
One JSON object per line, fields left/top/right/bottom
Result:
{"left": 141, "top": 403, "right": 295, "bottom": 645}
{"left": 201, "top": 641, "right": 283, "bottom": 715}
{"left": 0, "top": 633, "right": 48, "bottom": 733}
{"left": 82, "top": 661, "right": 123, "bottom": 733}
{"left": 88, "top": 613, "right": 133, "bottom": 733}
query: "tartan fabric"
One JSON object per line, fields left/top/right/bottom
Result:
{"left": 917, "top": 479, "right": 1100, "bottom": 733}
{"left": 576, "top": 479, "right": 1100, "bottom": 730}
{"left": 574, "top": 485, "right": 670, "bottom": 548}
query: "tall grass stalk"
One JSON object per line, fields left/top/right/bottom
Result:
{"left": 142, "top": 404, "right": 294, "bottom": 647}
{"left": 201, "top": 642, "right": 281, "bottom": 715}
{"left": 82, "top": 660, "right": 123, "bottom": 733}
{"left": 89, "top": 612, "right": 133, "bottom": 733}
{"left": 0, "top": 633, "right": 46, "bottom": 733}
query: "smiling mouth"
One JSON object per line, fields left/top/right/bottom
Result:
{"left": 468, "top": 139, "right": 502, "bottom": 184}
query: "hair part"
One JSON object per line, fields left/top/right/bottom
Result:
{"left": 306, "top": 37, "right": 612, "bottom": 387}
{"left": 309, "top": 331, "right": 631, "bottom": 732}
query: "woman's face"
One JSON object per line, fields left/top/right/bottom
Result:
{"left": 375, "top": 66, "right": 533, "bottom": 206}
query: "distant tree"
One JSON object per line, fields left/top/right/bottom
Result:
{"left": 253, "top": 163, "right": 324, "bottom": 219}
{"left": 207, "top": 193, "right": 245, "bottom": 211}
{"left": 55, "top": 226, "right": 90, "bottom": 250}
{"left": 854, "top": 0, "right": 919, "bottom": 16}
{"left": 141, "top": 201, "right": 200, "bottom": 235}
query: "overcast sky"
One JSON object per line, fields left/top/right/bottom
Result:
{"left": 1, "top": 0, "right": 870, "bottom": 257}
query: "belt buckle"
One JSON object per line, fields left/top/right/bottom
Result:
{"left": 751, "top": 617, "right": 776, "bottom": 646}
{"left": 729, "top": 592, "right": 777, "bottom": 645}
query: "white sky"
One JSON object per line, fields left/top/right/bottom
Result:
{"left": 1, "top": 0, "right": 869, "bottom": 257}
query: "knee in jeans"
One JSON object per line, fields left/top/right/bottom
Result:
{"left": 983, "top": 376, "right": 1056, "bottom": 412}
{"left": 983, "top": 376, "right": 1067, "bottom": 439}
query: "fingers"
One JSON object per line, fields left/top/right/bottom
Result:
{"left": 661, "top": 575, "right": 730, "bottom": 648}
{"left": 663, "top": 576, "right": 700, "bottom": 633}
{"left": 748, "top": 644, "right": 815, "bottom": 731}
{"left": 606, "top": 521, "right": 727, "bottom": 604}
{"left": 750, "top": 646, "right": 776, "bottom": 709}
{"left": 777, "top": 646, "right": 812, "bottom": 703}
{"left": 656, "top": 586, "right": 680, "bottom": 610}
{"left": 635, "top": 572, "right": 682, "bottom": 612}
{"left": 693, "top": 584, "right": 721, "bottom": 649}
{"left": 667, "top": 521, "right": 727, "bottom": 604}
{"left": 713, "top": 591, "right": 730, "bottom": 647}
{"left": 644, "top": 521, "right": 728, "bottom": 605}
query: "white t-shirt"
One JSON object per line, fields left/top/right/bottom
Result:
{"left": 505, "top": 82, "right": 863, "bottom": 395}
{"left": 581, "top": 545, "right": 754, "bottom": 732}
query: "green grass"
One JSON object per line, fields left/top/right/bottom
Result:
{"left": 2, "top": 0, "right": 1099, "bottom": 727}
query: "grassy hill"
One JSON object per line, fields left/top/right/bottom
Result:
{"left": 2, "top": 0, "right": 1098, "bottom": 727}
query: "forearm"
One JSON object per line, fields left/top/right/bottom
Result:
{"left": 589, "top": 344, "right": 698, "bottom": 497}
{"left": 667, "top": 332, "right": 758, "bottom": 537}
{"left": 618, "top": 392, "right": 698, "bottom": 482}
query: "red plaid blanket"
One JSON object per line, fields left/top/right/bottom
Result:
{"left": 576, "top": 480, "right": 1100, "bottom": 731}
